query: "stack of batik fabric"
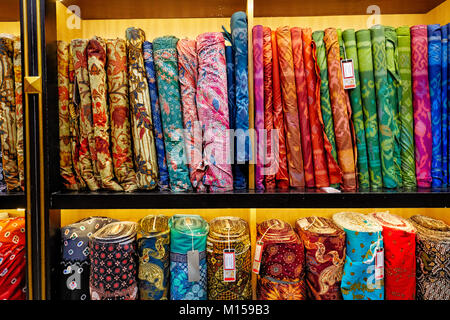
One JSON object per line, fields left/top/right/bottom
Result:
{"left": 169, "top": 215, "right": 209, "bottom": 300}
{"left": 89, "top": 221, "right": 138, "bottom": 300}
{"left": 295, "top": 217, "right": 346, "bottom": 300}
{"left": 60, "top": 216, "right": 117, "bottom": 300}
{"left": 370, "top": 212, "right": 416, "bottom": 300}
{"left": 136, "top": 215, "right": 170, "bottom": 300}
{"left": 408, "top": 215, "right": 450, "bottom": 300}
{"left": 256, "top": 219, "right": 306, "bottom": 300}
{"left": 332, "top": 212, "right": 384, "bottom": 300}
{"left": 207, "top": 216, "right": 252, "bottom": 300}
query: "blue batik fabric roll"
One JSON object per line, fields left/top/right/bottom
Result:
{"left": 442, "top": 26, "right": 448, "bottom": 187}
{"left": 428, "top": 24, "right": 443, "bottom": 188}
{"left": 169, "top": 215, "right": 209, "bottom": 300}
{"left": 142, "top": 41, "right": 170, "bottom": 190}
{"left": 333, "top": 212, "right": 384, "bottom": 300}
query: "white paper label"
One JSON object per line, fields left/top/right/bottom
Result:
{"left": 320, "top": 187, "right": 342, "bottom": 193}
{"left": 187, "top": 250, "right": 200, "bottom": 282}
{"left": 341, "top": 59, "right": 357, "bottom": 89}
{"left": 252, "top": 241, "right": 264, "bottom": 274}
{"left": 375, "top": 248, "right": 384, "bottom": 280}
{"left": 223, "top": 249, "right": 236, "bottom": 282}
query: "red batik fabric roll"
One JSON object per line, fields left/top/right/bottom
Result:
{"left": 295, "top": 217, "right": 346, "bottom": 300}
{"left": 276, "top": 26, "right": 305, "bottom": 188}
{"left": 257, "top": 219, "right": 307, "bottom": 300}
{"left": 370, "top": 212, "right": 416, "bottom": 300}
{"left": 177, "top": 39, "right": 206, "bottom": 191}
{"left": 302, "top": 28, "right": 330, "bottom": 188}
{"left": 263, "top": 27, "right": 276, "bottom": 190}
{"left": 0, "top": 217, "right": 26, "bottom": 300}
{"left": 291, "top": 27, "right": 314, "bottom": 188}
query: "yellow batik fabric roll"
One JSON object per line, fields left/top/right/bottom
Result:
{"left": 12, "top": 37, "right": 23, "bottom": 191}
{"left": 86, "top": 37, "right": 122, "bottom": 191}
{"left": 207, "top": 217, "right": 252, "bottom": 300}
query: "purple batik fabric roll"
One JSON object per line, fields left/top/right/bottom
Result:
{"left": 411, "top": 25, "right": 432, "bottom": 188}
{"left": 252, "top": 25, "right": 265, "bottom": 190}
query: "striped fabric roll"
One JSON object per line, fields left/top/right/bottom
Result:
{"left": 409, "top": 215, "right": 450, "bottom": 300}
{"left": 332, "top": 212, "right": 384, "bottom": 300}
{"left": 137, "top": 215, "right": 170, "bottom": 300}
{"left": 369, "top": 212, "right": 416, "bottom": 300}
{"left": 295, "top": 217, "right": 345, "bottom": 300}
{"left": 207, "top": 217, "right": 252, "bottom": 300}
{"left": 257, "top": 219, "right": 306, "bottom": 300}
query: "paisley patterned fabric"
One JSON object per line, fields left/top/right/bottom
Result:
{"left": 396, "top": 26, "right": 417, "bottom": 189}
{"left": 332, "top": 212, "right": 384, "bottom": 300}
{"left": 195, "top": 32, "right": 233, "bottom": 192}
{"left": 89, "top": 221, "right": 138, "bottom": 300}
{"left": 71, "top": 39, "right": 101, "bottom": 191}
{"left": 324, "top": 28, "right": 357, "bottom": 191}
{"left": 257, "top": 219, "right": 306, "bottom": 300}
{"left": 411, "top": 25, "right": 432, "bottom": 188}
{"left": 169, "top": 215, "right": 209, "bottom": 300}
{"left": 126, "top": 28, "right": 159, "bottom": 190}
{"left": 177, "top": 39, "right": 205, "bottom": 191}
{"left": 343, "top": 29, "right": 370, "bottom": 189}
{"left": 105, "top": 39, "right": 137, "bottom": 192}
{"left": 370, "top": 25, "right": 399, "bottom": 189}
{"left": 291, "top": 27, "right": 314, "bottom": 188}
{"left": 428, "top": 24, "right": 443, "bottom": 188}
{"left": 270, "top": 31, "right": 289, "bottom": 189}
{"left": 442, "top": 26, "right": 448, "bottom": 187}
{"left": 87, "top": 37, "right": 123, "bottom": 191}
{"left": 295, "top": 217, "right": 345, "bottom": 300}
{"left": 276, "top": 26, "right": 305, "bottom": 188}
{"left": 60, "top": 216, "right": 117, "bottom": 300}
{"left": 137, "top": 215, "right": 170, "bottom": 300}
{"left": 253, "top": 25, "right": 265, "bottom": 190}
{"left": 142, "top": 41, "right": 170, "bottom": 191}
{"left": 58, "top": 41, "right": 79, "bottom": 190}
{"left": 12, "top": 38, "right": 23, "bottom": 191}
{"left": 0, "top": 217, "right": 26, "bottom": 300}
{"left": 355, "top": 30, "right": 383, "bottom": 189}
{"left": 370, "top": 212, "right": 416, "bottom": 300}
{"left": 153, "top": 36, "right": 192, "bottom": 192}
{"left": 0, "top": 37, "right": 20, "bottom": 191}
{"left": 408, "top": 215, "right": 450, "bottom": 300}
{"left": 207, "top": 217, "right": 252, "bottom": 300}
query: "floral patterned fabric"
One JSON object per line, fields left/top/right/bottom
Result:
{"left": 196, "top": 32, "right": 233, "bottom": 192}
{"left": 126, "top": 27, "right": 159, "bottom": 190}
{"left": 105, "top": 39, "right": 137, "bottom": 192}
{"left": 153, "top": 36, "right": 192, "bottom": 192}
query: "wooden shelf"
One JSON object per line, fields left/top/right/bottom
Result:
{"left": 0, "top": 0, "right": 20, "bottom": 22}
{"left": 62, "top": 0, "right": 246, "bottom": 19}
{"left": 0, "top": 192, "right": 26, "bottom": 209}
{"left": 51, "top": 189, "right": 450, "bottom": 209}
{"left": 254, "top": 0, "right": 445, "bottom": 17}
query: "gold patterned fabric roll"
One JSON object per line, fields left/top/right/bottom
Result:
{"left": 87, "top": 37, "right": 123, "bottom": 191}
{"left": 0, "top": 36, "right": 20, "bottom": 191}
{"left": 58, "top": 41, "right": 79, "bottom": 190}
{"left": 126, "top": 28, "right": 159, "bottom": 190}
{"left": 408, "top": 215, "right": 450, "bottom": 300}
{"left": 106, "top": 39, "right": 137, "bottom": 192}
{"left": 12, "top": 37, "right": 23, "bottom": 191}
{"left": 207, "top": 217, "right": 252, "bottom": 300}
{"left": 71, "top": 39, "right": 100, "bottom": 191}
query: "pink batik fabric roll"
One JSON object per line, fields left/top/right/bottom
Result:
{"left": 411, "top": 25, "right": 432, "bottom": 188}
{"left": 196, "top": 32, "right": 233, "bottom": 192}
{"left": 177, "top": 39, "right": 206, "bottom": 192}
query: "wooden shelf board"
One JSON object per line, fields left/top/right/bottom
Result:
{"left": 0, "top": 192, "right": 26, "bottom": 209}
{"left": 0, "top": 0, "right": 20, "bottom": 22}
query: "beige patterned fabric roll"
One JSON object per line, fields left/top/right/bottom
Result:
{"left": 12, "top": 37, "right": 23, "bottom": 191}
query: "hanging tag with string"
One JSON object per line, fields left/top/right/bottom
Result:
{"left": 374, "top": 247, "right": 384, "bottom": 280}
{"left": 223, "top": 221, "right": 236, "bottom": 282}
{"left": 186, "top": 218, "right": 200, "bottom": 282}
{"left": 340, "top": 41, "right": 357, "bottom": 90}
{"left": 252, "top": 224, "right": 276, "bottom": 274}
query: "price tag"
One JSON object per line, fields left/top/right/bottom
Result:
{"left": 223, "top": 249, "right": 236, "bottom": 282}
{"left": 375, "top": 248, "right": 384, "bottom": 280}
{"left": 252, "top": 240, "right": 264, "bottom": 274}
{"left": 341, "top": 59, "right": 356, "bottom": 89}
{"left": 187, "top": 250, "right": 200, "bottom": 282}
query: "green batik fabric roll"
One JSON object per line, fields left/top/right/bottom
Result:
{"left": 343, "top": 29, "right": 370, "bottom": 189}
{"left": 153, "top": 36, "right": 192, "bottom": 192}
{"left": 312, "top": 31, "right": 338, "bottom": 164}
{"left": 370, "top": 25, "right": 398, "bottom": 189}
{"left": 396, "top": 26, "right": 417, "bottom": 189}
{"left": 384, "top": 26, "right": 403, "bottom": 188}
{"left": 356, "top": 30, "right": 382, "bottom": 189}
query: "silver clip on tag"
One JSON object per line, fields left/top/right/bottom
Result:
{"left": 187, "top": 250, "right": 200, "bottom": 282}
